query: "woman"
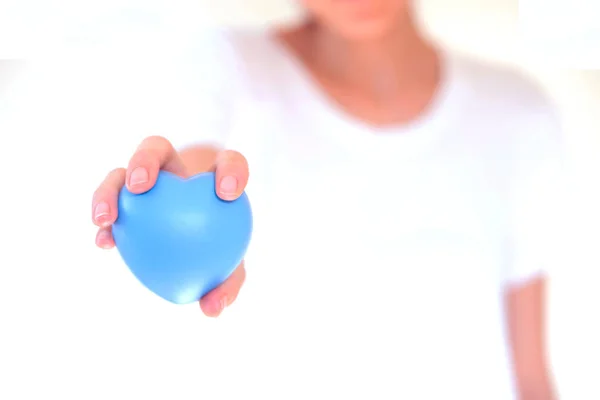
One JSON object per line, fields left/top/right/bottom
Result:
{"left": 91, "top": 1, "right": 562, "bottom": 398}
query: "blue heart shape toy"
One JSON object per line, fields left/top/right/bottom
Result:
{"left": 112, "top": 171, "right": 253, "bottom": 304}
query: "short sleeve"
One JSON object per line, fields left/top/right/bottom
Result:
{"left": 505, "top": 99, "right": 570, "bottom": 287}
{"left": 165, "top": 29, "right": 242, "bottom": 151}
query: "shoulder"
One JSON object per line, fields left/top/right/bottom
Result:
{"left": 181, "top": 27, "right": 287, "bottom": 88}
{"left": 451, "top": 54, "right": 553, "bottom": 112}
{"left": 448, "top": 53, "right": 564, "bottom": 161}
{"left": 184, "top": 27, "right": 272, "bottom": 59}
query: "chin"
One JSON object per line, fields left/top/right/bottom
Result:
{"left": 304, "top": 0, "right": 413, "bottom": 42}
{"left": 346, "top": 24, "right": 395, "bottom": 41}
{"left": 334, "top": 17, "right": 402, "bottom": 41}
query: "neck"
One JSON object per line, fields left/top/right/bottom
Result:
{"left": 308, "top": 11, "right": 438, "bottom": 100}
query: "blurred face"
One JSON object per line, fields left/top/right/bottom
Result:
{"left": 302, "top": 0, "right": 412, "bottom": 40}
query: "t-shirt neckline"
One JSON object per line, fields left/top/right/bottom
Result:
{"left": 264, "top": 30, "right": 461, "bottom": 158}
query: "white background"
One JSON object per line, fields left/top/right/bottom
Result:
{"left": 519, "top": 0, "right": 600, "bottom": 67}
{"left": 1, "top": 1, "right": 599, "bottom": 399}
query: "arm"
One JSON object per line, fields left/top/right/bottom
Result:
{"left": 504, "top": 92, "right": 567, "bottom": 399}
{"left": 506, "top": 277, "right": 558, "bottom": 400}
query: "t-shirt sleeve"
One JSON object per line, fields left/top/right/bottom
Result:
{"left": 505, "top": 99, "right": 570, "bottom": 287}
{"left": 165, "top": 29, "right": 242, "bottom": 152}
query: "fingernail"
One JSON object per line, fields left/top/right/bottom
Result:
{"left": 219, "top": 176, "right": 238, "bottom": 196}
{"left": 94, "top": 202, "right": 110, "bottom": 225}
{"left": 129, "top": 167, "right": 148, "bottom": 186}
{"left": 97, "top": 230, "right": 112, "bottom": 248}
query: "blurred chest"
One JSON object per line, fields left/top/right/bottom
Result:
{"left": 226, "top": 97, "right": 509, "bottom": 300}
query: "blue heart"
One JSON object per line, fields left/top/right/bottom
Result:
{"left": 112, "top": 171, "right": 253, "bottom": 304}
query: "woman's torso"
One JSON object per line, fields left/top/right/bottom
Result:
{"left": 162, "top": 28, "right": 561, "bottom": 399}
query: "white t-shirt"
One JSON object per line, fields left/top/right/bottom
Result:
{"left": 167, "top": 28, "right": 566, "bottom": 400}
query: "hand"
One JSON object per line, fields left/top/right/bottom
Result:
{"left": 91, "top": 135, "right": 250, "bottom": 317}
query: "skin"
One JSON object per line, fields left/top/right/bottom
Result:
{"left": 507, "top": 279, "right": 557, "bottom": 400}
{"left": 92, "top": 1, "right": 557, "bottom": 398}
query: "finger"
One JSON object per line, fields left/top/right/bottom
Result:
{"left": 199, "top": 262, "right": 246, "bottom": 317}
{"left": 92, "top": 168, "right": 126, "bottom": 227}
{"left": 214, "top": 150, "right": 249, "bottom": 201}
{"left": 95, "top": 226, "right": 115, "bottom": 249}
{"left": 126, "top": 135, "right": 188, "bottom": 194}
